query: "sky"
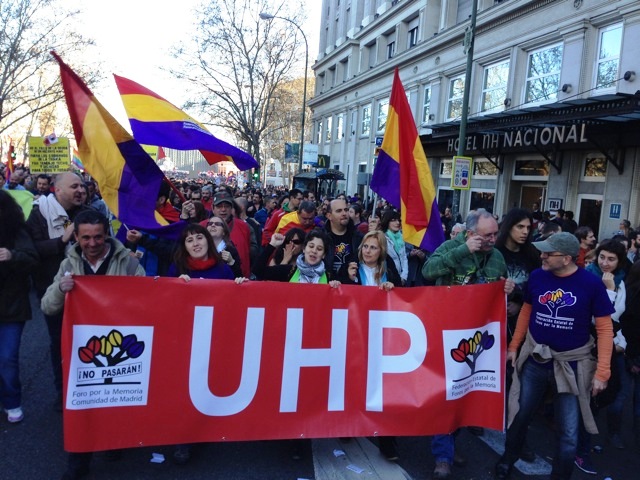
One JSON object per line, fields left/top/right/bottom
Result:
{"left": 69, "top": 0, "right": 322, "bottom": 128}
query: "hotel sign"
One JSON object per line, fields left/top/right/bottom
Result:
{"left": 446, "top": 123, "right": 588, "bottom": 153}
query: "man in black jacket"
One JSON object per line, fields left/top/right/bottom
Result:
{"left": 26, "top": 172, "right": 88, "bottom": 406}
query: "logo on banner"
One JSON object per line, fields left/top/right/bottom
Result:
{"left": 443, "top": 322, "right": 501, "bottom": 400}
{"left": 67, "top": 326, "right": 154, "bottom": 410}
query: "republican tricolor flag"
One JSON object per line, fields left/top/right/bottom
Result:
{"left": 370, "top": 68, "right": 445, "bottom": 252}
{"left": 114, "top": 75, "right": 258, "bottom": 172}
{"left": 51, "top": 52, "right": 184, "bottom": 238}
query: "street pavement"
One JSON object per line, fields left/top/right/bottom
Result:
{"left": 2, "top": 292, "right": 639, "bottom": 479}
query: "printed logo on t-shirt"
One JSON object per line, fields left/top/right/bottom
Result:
{"left": 535, "top": 288, "right": 577, "bottom": 330}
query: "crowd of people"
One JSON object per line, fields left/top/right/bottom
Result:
{"left": 2, "top": 164, "right": 640, "bottom": 480}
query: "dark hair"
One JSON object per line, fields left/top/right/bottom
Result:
{"left": 173, "top": 224, "right": 222, "bottom": 275}
{"left": 73, "top": 209, "right": 109, "bottom": 234}
{"left": 273, "top": 227, "right": 305, "bottom": 265}
{"left": 191, "top": 201, "right": 208, "bottom": 222}
{"left": 350, "top": 203, "right": 363, "bottom": 216}
{"left": 380, "top": 208, "right": 401, "bottom": 232}
{"left": 539, "top": 221, "right": 561, "bottom": 239}
{"left": 37, "top": 173, "right": 51, "bottom": 183}
{"left": 158, "top": 181, "right": 171, "bottom": 200}
{"left": 302, "top": 229, "right": 332, "bottom": 268}
{"left": 298, "top": 200, "right": 316, "bottom": 214}
{"left": 496, "top": 208, "right": 533, "bottom": 247}
{"left": 595, "top": 239, "right": 627, "bottom": 273}
{"left": 289, "top": 188, "right": 303, "bottom": 200}
{"left": 564, "top": 210, "right": 574, "bottom": 220}
{"left": 574, "top": 226, "right": 593, "bottom": 242}
{"left": 0, "top": 190, "right": 26, "bottom": 247}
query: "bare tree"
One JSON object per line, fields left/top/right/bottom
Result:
{"left": 0, "top": 0, "right": 98, "bottom": 147}
{"left": 171, "top": 0, "right": 307, "bottom": 170}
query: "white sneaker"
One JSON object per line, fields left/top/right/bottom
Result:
{"left": 5, "top": 407, "right": 24, "bottom": 423}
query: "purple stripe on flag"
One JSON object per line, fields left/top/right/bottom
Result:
{"left": 370, "top": 150, "right": 401, "bottom": 209}
{"left": 129, "top": 119, "right": 258, "bottom": 171}
{"left": 420, "top": 201, "right": 446, "bottom": 252}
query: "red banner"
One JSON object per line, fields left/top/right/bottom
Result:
{"left": 62, "top": 277, "right": 506, "bottom": 452}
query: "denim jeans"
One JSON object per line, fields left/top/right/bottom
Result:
{"left": 431, "top": 434, "right": 454, "bottom": 464}
{"left": 44, "top": 311, "right": 64, "bottom": 393}
{"left": 608, "top": 351, "right": 631, "bottom": 419}
{"left": 0, "top": 322, "right": 25, "bottom": 409}
{"left": 502, "top": 359, "right": 580, "bottom": 480}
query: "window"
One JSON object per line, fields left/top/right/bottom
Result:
{"left": 316, "top": 121, "right": 323, "bottom": 144}
{"left": 325, "top": 117, "right": 332, "bottom": 143}
{"left": 422, "top": 85, "right": 432, "bottom": 123}
{"left": 377, "top": 100, "right": 389, "bottom": 132}
{"left": 524, "top": 43, "right": 563, "bottom": 104}
{"left": 386, "top": 41, "right": 395, "bottom": 59}
{"left": 513, "top": 159, "right": 549, "bottom": 180}
{"left": 469, "top": 190, "right": 495, "bottom": 213}
{"left": 440, "top": 159, "right": 453, "bottom": 178}
{"left": 481, "top": 60, "right": 509, "bottom": 113}
{"left": 447, "top": 75, "right": 465, "bottom": 120}
{"left": 361, "top": 105, "right": 371, "bottom": 136}
{"left": 335, "top": 114, "right": 344, "bottom": 142}
{"left": 407, "top": 17, "right": 419, "bottom": 49}
{"left": 408, "top": 27, "right": 419, "bottom": 48}
{"left": 595, "top": 24, "right": 622, "bottom": 90}
{"left": 583, "top": 155, "right": 607, "bottom": 182}
{"left": 473, "top": 160, "right": 498, "bottom": 178}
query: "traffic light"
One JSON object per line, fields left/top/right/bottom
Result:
{"left": 252, "top": 169, "right": 259, "bottom": 181}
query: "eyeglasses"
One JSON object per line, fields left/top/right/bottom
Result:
{"left": 287, "top": 239, "right": 303, "bottom": 245}
{"left": 469, "top": 230, "right": 498, "bottom": 241}
{"left": 208, "top": 221, "right": 225, "bottom": 227}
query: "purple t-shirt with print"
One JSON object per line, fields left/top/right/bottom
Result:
{"left": 524, "top": 267, "right": 614, "bottom": 352}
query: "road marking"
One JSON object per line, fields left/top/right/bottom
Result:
{"left": 480, "top": 429, "right": 552, "bottom": 475}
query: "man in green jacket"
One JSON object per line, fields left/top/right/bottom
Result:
{"left": 422, "top": 208, "right": 514, "bottom": 479}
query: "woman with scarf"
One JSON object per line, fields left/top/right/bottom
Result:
{"left": 254, "top": 228, "right": 340, "bottom": 287}
{"left": 586, "top": 240, "right": 628, "bottom": 440}
{"left": 167, "top": 223, "right": 246, "bottom": 464}
{"left": 575, "top": 239, "right": 627, "bottom": 472}
{"left": 168, "top": 224, "right": 236, "bottom": 281}
{"left": 205, "top": 215, "right": 242, "bottom": 278}
{"left": 340, "top": 230, "right": 401, "bottom": 460}
{"left": 380, "top": 209, "right": 408, "bottom": 286}
{"left": 253, "top": 228, "right": 339, "bottom": 460}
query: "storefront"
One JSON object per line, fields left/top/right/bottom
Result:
{"left": 422, "top": 93, "right": 640, "bottom": 237}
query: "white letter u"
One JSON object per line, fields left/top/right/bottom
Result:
{"left": 189, "top": 306, "right": 264, "bottom": 416}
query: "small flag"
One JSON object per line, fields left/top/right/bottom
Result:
{"left": 71, "top": 148, "right": 85, "bottom": 171}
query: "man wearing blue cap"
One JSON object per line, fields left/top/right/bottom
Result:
{"left": 495, "top": 232, "right": 614, "bottom": 480}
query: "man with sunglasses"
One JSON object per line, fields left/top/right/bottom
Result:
{"left": 422, "top": 209, "right": 514, "bottom": 479}
{"left": 495, "top": 232, "right": 614, "bottom": 480}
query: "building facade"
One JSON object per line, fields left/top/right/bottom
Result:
{"left": 308, "top": 0, "right": 640, "bottom": 237}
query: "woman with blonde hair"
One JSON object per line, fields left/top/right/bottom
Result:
{"left": 339, "top": 229, "right": 401, "bottom": 460}
{"left": 342, "top": 230, "right": 400, "bottom": 289}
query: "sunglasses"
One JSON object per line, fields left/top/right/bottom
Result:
{"left": 287, "top": 239, "right": 303, "bottom": 245}
{"left": 208, "top": 221, "right": 225, "bottom": 227}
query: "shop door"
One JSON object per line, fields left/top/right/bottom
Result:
{"left": 577, "top": 194, "right": 603, "bottom": 238}
{"left": 520, "top": 184, "right": 546, "bottom": 211}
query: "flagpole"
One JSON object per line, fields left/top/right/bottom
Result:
{"left": 162, "top": 175, "right": 187, "bottom": 203}
{"left": 451, "top": 0, "right": 478, "bottom": 223}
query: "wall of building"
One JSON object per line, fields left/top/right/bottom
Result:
{"left": 309, "top": 0, "right": 640, "bottom": 233}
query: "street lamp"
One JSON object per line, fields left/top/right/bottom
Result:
{"left": 259, "top": 12, "right": 308, "bottom": 173}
